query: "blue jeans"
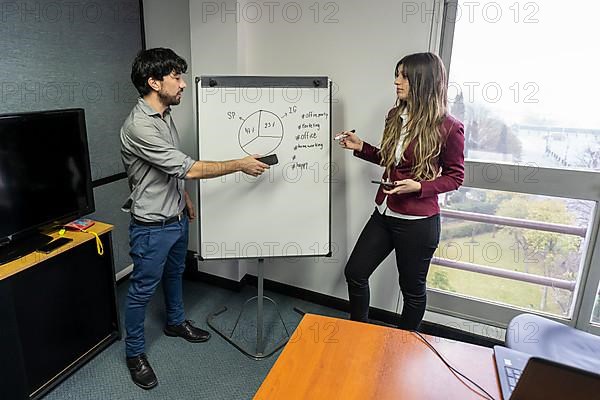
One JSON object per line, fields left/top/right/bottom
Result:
{"left": 125, "top": 216, "right": 189, "bottom": 358}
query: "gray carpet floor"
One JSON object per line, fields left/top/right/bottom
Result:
{"left": 44, "top": 279, "right": 346, "bottom": 400}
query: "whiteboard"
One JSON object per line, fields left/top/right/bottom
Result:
{"left": 196, "top": 76, "right": 331, "bottom": 260}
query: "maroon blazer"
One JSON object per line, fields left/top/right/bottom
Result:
{"left": 354, "top": 112, "right": 465, "bottom": 217}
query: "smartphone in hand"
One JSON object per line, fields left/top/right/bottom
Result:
{"left": 256, "top": 154, "right": 278, "bottom": 165}
{"left": 371, "top": 180, "right": 396, "bottom": 189}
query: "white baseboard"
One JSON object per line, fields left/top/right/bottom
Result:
{"left": 116, "top": 264, "right": 133, "bottom": 282}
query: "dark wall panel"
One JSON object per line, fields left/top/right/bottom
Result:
{"left": 0, "top": 0, "right": 143, "bottom": 180}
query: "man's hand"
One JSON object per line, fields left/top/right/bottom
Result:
{"left": 186, "top": 157, "right": 269, "bottom": 179}
{"left": 239, "top": 155, "right": 269, "bottom": 177}
{"left": 184, "top": 191, "right": 196, "bottom": 220}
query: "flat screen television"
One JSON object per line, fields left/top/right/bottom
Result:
{"left": 0, "top": 108, "right": 95, "bottom": 264}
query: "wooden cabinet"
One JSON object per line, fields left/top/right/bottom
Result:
{"left": 0, "top": 222, "right": 120, "bottom": 400}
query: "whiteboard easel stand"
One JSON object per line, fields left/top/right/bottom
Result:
{"left": 207, "top": 259, "right": 291, "bottom": 359}
{"left": 198, "top": 75, "right": 332, "bottom": 359}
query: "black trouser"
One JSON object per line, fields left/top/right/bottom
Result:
{"left": 344, "top": 209, "right": 441, "bottom": 330}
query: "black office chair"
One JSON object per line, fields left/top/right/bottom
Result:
{"left": 505, "top": 313, "right": 600, "bottom": 373}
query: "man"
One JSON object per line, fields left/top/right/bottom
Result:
{"left": 120, "top": 48, "right": 268, "bottom": 390}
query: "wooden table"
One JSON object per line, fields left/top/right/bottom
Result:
{"left": 254, "top": 314, "right": 502, "bottom": 400}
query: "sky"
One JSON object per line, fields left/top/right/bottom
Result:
{"left": 448, "top": 0, "right": 600, "bottom": 129}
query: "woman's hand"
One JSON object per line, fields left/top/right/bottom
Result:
{"left": 336, "top": 130, "right": 363, "bottom": 152}
{"left": 383, "top": 179, "right": 422, "bottom": 195}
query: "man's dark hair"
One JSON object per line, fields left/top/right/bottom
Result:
{"left": 131, "top": 48, "right": 188, "bottom": 96}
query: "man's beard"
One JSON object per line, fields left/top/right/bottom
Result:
{"left": 158, "top": 90, "right": 182, "bottom": 106}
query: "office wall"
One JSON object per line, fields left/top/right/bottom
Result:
{"left": 142, "top": 0, "right": 194, "bottom": 231}
{"left": 141, "top": 0, "right": 243, "bottom": 280}
{"left": 180, "top": 0, "right": 439, "bottom": 313}
{"left": 0, "top": 0, "right": 144, "bottom": 274}
{"left": 188, "top": 0, "right": 247, "bottom": 280}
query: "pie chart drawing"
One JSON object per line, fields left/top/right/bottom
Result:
{"left": 238, "top": 110, "right": 284, "bottom": 155}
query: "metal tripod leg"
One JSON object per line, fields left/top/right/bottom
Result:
{"left": 207, "top": 259, "right": 291, "bottom": 359}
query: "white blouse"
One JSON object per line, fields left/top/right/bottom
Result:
{"left": 376, "top": 109, "right": 427, "bottom": 220}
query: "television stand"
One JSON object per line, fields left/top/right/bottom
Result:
{"left": 0, "top": 221, "right": 120, "bottom": 400}
{"left": 0, "top": 232, "right": 52, "bottom": 265}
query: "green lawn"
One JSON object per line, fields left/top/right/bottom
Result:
{"left": 428, "top": 229, "right": 572, "bottom": 316}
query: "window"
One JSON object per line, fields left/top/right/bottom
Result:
{"left": 446, "top": 0, "right": 600, "bottom": 172}
{"left": 435, "top": 0, "right": 600, "bottom": 332}
{"left": 429, "top": 188, "right": 594, "bottom": 318}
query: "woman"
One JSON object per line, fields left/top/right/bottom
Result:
{"left": 338, "top": 52, "right": 464, "bottom": 330}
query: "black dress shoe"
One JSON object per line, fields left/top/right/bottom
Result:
{"left": 164, "top": 320, "right": 211, "bottom": 343}
{"left": 126, "top": 354, "right": 158, "bottom": 390}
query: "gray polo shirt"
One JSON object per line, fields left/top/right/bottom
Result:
{"left": 120, "top": 98, "right": 195, "bottom": 222}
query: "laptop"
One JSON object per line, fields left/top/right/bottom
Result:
{"left": 493, "top": 345, "right": 600, "bottom": 400}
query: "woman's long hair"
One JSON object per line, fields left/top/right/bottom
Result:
{"left": 379, "top": 52, "right": 448, "bottom": 181}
